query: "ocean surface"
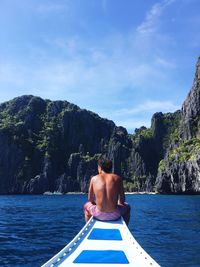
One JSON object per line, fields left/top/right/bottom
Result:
{"left": 0, "top": 194, "right": 199, "bottom": 267}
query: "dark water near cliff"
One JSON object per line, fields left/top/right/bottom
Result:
{"left": 0, "top": 194, "right": 199, "bottom": 267}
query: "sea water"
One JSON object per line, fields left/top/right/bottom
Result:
{"left": 0, "top": 194, "right": 199, "bottom": 267}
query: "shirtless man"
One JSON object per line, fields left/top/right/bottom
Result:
{"left": 84, "top": 158, "right": 130, "bottom": 225}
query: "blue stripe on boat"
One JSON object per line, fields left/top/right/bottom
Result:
{"left": 73, "top": 250, "right": 129, "bottom": 264}
{"left": 87, "top": 228, "right": 122, "bottom": 240}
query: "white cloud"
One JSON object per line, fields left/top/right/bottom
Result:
{"left": 0, "top": 0, "right": 186, "bottom": 133}
{"left": 116, "top": 119, "right": 152, "bottom": 132}
{"left": 111, "top": 100, "right": 180, "bottom": 117}
{"left": 0, "top": 63, "right": 25, "bottom": 86}
{"left": 96, "top": 100, "right": 180, "bottom": 132}
{"left": 155, "top": 57, "right": 176, "bottom": 68}
{"left": 36, "top": 3, "right": 68, "bottom": 13}
{"left": 0, "top": 0, "right": 178, "bottom": 105}
{"left": 137, "top": 0, "right": 176, "bottom": 34}
{"left": 0, "top": 31, "right": 181, "bottom": 120}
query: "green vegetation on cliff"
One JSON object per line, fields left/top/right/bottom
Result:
{"left": 168, "top": 138, "right": 200, "bottom": 163}
{"left": 123, "top": 180, "right": 138, "bottom": 192}
{"left": 162, "top": 111, "right": 181, "bottom": 147}
{"left": 132, "top": 127, "right": 153, "bottom": 145}
{"left": 158, "top": 138, "right": 200, "bottom": 175}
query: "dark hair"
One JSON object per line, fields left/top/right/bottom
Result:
{"left": 98, "top": 158, "right": 113, "bottom": 173}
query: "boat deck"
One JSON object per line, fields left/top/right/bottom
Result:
{"left": 42, "top": 217, "right": 160, "bottom": 267}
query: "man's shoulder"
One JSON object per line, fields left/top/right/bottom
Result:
{"left": 91, "top": 174, "right": 99, "bottom": 181}
{"left": 108, "top": 173, "right": 121, "bottom": 181}
{"left": 113, "top": 173, "right": 121, "bottom": 180}
{"left": 91, "top": 173, "right": 121, "bottom": 181}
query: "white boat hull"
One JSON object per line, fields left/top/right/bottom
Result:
{"left": 42, "top": 217, "right": 160, "bottom": 267}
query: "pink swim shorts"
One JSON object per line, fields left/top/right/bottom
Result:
{"left": 84, "top": 201, "right": 129, "bottom": 221}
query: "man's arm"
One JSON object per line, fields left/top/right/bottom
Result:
{"left": 88, "top": 176, "right": 95, "bottom": 204}
{"left": 118, "top": 177, "right": 125, "bottom": 205}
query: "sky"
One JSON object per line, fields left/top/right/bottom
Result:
{"left": 0, "top": 0, "right": 200, "bottom": 133}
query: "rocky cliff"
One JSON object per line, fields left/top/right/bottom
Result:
{"left": 156, "top": 57, "right": 200, "bottom": 193}
{"left": 0, "top": 95, "right": 153, "bottom": 194}
{"left": 181, "top": 57, "right": 200, "bottom": 139}
{"left": 0, "top": 58, "right": 200, "bottom": 194}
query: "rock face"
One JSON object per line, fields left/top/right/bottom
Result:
{"left": 181, "top": 57, "right": 200, "bottom": 139}
{"left": 156, "top": 154, "right": 200, "bottom": 194}
{"left": 155, "top": 57, "right": 200, "bottom": 193}
{"left": 0, "top": 95, "right": 149, "bottom": 194}
{"left": 0, "top": 58, "right": 200, "bottom": 194}
{"left": 0, "top": 93, "right": 165, "bottom": 194}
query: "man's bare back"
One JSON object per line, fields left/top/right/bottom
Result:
{"left": 84, "top": 158, "right": 130, "bottom": 225}
{"left": 89, "top": 173, "right": 124, "bottom": 212}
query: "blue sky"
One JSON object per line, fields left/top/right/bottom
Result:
{"left": 0, "top": 0, "right": 199, "bottom": 132}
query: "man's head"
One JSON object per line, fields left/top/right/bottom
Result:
{"left": 98, "top": 158, "right": 113, "bottom": 173}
